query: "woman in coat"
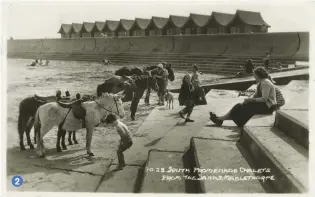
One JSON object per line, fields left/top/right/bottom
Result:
{"left": 178, "top": 74, "right": 195, "bottom": 123}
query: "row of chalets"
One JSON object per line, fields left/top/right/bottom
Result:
{"left": 58, "top": 10, "right": 270, "bottom": 38}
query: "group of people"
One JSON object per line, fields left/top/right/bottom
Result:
{"left": 27, "top": 58, "right": 49, "bottom": 67}
{"left": 178, "top": 64, "right": 207, "bottom": 123}
{"left": 237, "top": 52, "right": 283, "bottom": 76}
{"left": 177, "top": 65, "right": 285, "bottom": 128}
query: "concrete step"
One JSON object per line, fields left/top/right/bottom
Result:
{"left": 9, "top": 52, "right": 300, "bottom": 63}
{"left": 141, "top": 150, "right": 186, "bottom": 193}
{"left": 96, "top": 164, "right": 142, "bottom": 193}
{"left": 240, "top": 126, "right": 308, "bottom": 193}
{"left": 190, "top": 137, "right": 267, "bottom": 193}
{"left": 274, "top": 110, "right": 309, "bottom": 149}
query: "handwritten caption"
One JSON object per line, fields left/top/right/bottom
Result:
{"left": 146, "top": 167, "right": 275, "bottom": 182}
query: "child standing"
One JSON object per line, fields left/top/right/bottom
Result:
{"left": 103, "top": 114, "right": 133, "bottom": 170}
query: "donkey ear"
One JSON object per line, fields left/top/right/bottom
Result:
{"left": 117, "top": 94, "right": 125, "bottom": 99}
{"left": 116, "top": 90, "right": 124, "bottom": 95}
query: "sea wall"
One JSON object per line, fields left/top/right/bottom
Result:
{"left": 7, "top": 32, "right": 309, "bottom": 60}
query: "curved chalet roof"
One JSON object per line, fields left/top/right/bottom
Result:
{"left": 95, "top": 21, "right": 106, "bottom": 32}
{"left": 72, "top": 23, "right": 83, "bottom": 33}
{"left": 168, "top": 15, "right": 189, "bottom": 28}
{"left": 83, "top": 22, "right": 95, "bottom": 32}
{"left": 105, "top": 20, "right": 120, "bottom": 31}
{"left": 134, "top": 18, "right": 151, "bottom": 29}
{"left": 211, "top": 12, "right": 234, "bottom": 26}
{"left": 119, "top": 19, "right": 135, "bottom": 31}
{"left": 189, "top": 13, "right": 211, "bottom": 27}
{"left": 58, "top": 24, "right": 72, "bottom": 34}
{"left": 150, "top": 16, "right": 169, "bottom": 29}
{"left": 232, "top": 10, "right": 270, "bottom": 27}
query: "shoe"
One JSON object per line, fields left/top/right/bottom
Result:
{"left": 209, "top": 116, "right": 223, "bottom": 126}
{"left": 185, "top": 118, "right": 194, "bottom": 123}
{"left": 179, "top": 112, "right": 185, "bottom": 119}
{"left": 116, "top": 164, "right": 126, "bottom": 171}
{"left": 209, "top": 112, "right": 216, "bottom": 118}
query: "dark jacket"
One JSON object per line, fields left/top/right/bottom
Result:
{"left": 178, "top": 82, "right": 194, "bottom": 106}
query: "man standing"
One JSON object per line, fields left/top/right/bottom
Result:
{"left": 263, "top": 51, "right": 270, "bottom": 70}
{"left": 155, "top": 63, "right": 168, "bottom": 105}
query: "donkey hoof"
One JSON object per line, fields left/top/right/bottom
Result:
{"left": 62, "top": 146, "right": 67, "bottom": 150}
{"left": 74, "top": 140, "right": 79, "bottom": 144}
{"left": 20, "top": 146, "right": 26, "bottom": 151}
{"left": 29, "top": 144, "right": 35, "bottom": 150}
{"left": 68, "top": 141, "right": 73, "bottom": 145}
{"left": 130, "top": 116, "right": 135, "bottom": 121}
{"left": 87, "top": 152, "right": 94, "bottom": 157}
{"left": 57, "top": 147, "right": 62, "bottom": 152}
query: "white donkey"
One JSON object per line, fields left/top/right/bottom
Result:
{"left": 34, "top": 92, "right": 125, "bottom": 158}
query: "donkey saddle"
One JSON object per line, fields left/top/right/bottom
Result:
{"left": 57, "top": 99, "right": 86, "bottom": 120}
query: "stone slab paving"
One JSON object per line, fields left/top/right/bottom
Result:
{"left": 192, "top": 138, "right": 266, "bottom": 193}
{"left": 141, "top": 150, "right": 186, "bottom": 193}
{"left": 96, "top": 165, "right": 141, "bottom": 193}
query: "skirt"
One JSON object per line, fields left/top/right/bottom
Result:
{"left": 230, "top": 102, "right": 274, "bottom": 127}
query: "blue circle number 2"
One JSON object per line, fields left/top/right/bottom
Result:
{"left": 12, "top": 175, "right": 23, "bottom": 187}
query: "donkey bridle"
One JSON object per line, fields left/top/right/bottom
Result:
{"left": 94, "top": 96, "right": 121, "bottom": 126}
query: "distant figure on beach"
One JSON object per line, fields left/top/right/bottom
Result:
{"left": 56, "top": 90, "right": 62, "bottom": 101}
{"left": 103, "top": 58, "right": 112, "bottom": 65}
{"left": 102, "top": 114, "right": 133, "bottom": 171}
{"left": 236, "top": 59, "right": 255, "bottom": 76}
{"left": 178, "top": 74, "right": 195, "bottom": 123}
{"left": 263, "top": 51, "right": 270, "bottom": 70}
{"left": 276, "top": 62, "right": 283, "bottom": 70}
{"left": 38, "top": 58, "right": 43, "bottom": 65}
{"left": 209, "top": 67, "right": 277, "bottom": 128}
{"left": 44, "top": 60, "right": 49, "bottom": 66}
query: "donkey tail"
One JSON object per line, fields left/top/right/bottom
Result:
{"left": 17, "top": 110, "right": 24, "bottom": 136}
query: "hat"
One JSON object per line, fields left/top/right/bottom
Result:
{"left": 157, "top": 64, "right": 163, "bottom": 69}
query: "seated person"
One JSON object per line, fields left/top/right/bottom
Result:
{"left": 210, "top": 67, "right": 277, "bottom": 128}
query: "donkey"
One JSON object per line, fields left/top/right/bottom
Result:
{"left": 17, "top": 95, "right": 56, "bottom": 150}
{"left": 97, "top": 75, "right": 159, "bottom": 121}
{"left": 34, "top": 92, "right": 125, "bottom": 158}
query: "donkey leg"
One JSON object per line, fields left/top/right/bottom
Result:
{"left": 130, "top": 89, "right": 145, "bottom": 121}
{"left": 18, "top": 116, "right": 27, "bottom": 151}
{"left": 56, "top": 126, "right": 63, "bottom": 152}
{"left": 26, "top": 117, "right": 35, "bottom": 149}
{"left": 86, "top": 127, "right": 94, "bottom": 156}
{"left": 34, "top": 120, "right": 44, "bottom": 157}
{"left": 61, "top": 130, "right": 67, "bottom": 150}
{"left": 68, "top": 131, "right": 73, "bottom": 145}
{"left": 144, "top": 88, "right": 151, "bottom": 105}
{"left": 73, "top": 131, "right": 79, "bottom": 144}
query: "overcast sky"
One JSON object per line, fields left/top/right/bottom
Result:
{"left": 3, "top": 0, "right": 315, "bottom": 39}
